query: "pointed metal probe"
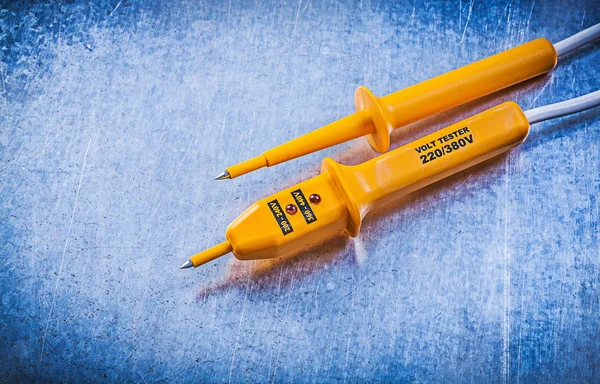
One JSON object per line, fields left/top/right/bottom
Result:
{"left": 180, "top": 241, "right": 233, "bottom": 270}
{"left": 214, "top": 171, "right": 230, "bottom": 180}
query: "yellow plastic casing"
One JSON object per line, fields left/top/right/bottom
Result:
{"left": 225, "top": 173, "right": 350, "bottom": 260}
{"left": 325, "top": 101, "right": 530, "bottom": 235}
{"left": 226, "top": 102, "right": 530, "bottom": 260}
{"left": 355, "top": 38, "right": 554, "bottom": 153}
{"left": 227, "top": 38, "right": 555, "bottom": 178}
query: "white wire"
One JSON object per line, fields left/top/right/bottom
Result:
{"left": 524, "top": 89, "right": 600, "bottom": 124}
{"left": 554, "top": 22, "right": 600, "bottom": 56}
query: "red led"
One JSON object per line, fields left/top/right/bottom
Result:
{"left": 309, "top": 194, "right": 321, "bottom": 204}
{"left": 286, "top": 204, "right": 298, "bottom": 215}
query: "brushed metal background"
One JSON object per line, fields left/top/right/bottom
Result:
{"left": 1, "top": 0, "right": 599, "bottom": 382}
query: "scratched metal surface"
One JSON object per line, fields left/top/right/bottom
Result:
{"left": 1, "top": 0, "right": 599, "bottom": 382}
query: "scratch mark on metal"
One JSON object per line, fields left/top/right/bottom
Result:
{"left": 228, "top": 277, "right": 249, "bottom": 383}
{"left": 527, "top": 75, "right": 553, "bottom": 109}
{"left": 502, "top": 155, "right": 512, "bottom": 384}
{"left": 291, "top": 0, "right": 303, "bottom": 48}
{"left": 271, "top": 276, "right": 294, "bottom": 384}
{"left": 493, "top": 0, "right": 513, "bottom": 37}
{"left": 343, "top": 337, "right": 351, "bottom": 384}
{"left": 460, "top": 0, "right": 475, "bottom": 45}
{"left": 40, "top": 137, "right": 92, "bottom": 361}
{"left": 216, "top": 87, "right": 234, "bottom": 143}
{"left": 525, "top": 0, "right": 535, "bottom": 32}
{"left": 516, "top": 277, "right": 526, "bottom": 384}
{"left": 109, "top": 0, "right": 123, "bottom": 17}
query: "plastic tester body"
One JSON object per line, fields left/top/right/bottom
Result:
{"left": 227, "top": 39, "right": 555, "bottom": 178}
{"left": 192, "top": 102, "right": 530, "bottom": 266}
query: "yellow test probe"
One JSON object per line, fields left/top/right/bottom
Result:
{"left": 215, "top": 23, "right": 600, "bottom": 180}
{"left": 181, "top": 90, "right": 600, "bottom": 269}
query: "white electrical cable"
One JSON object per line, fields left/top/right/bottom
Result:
{"left": 554, "top": 22, "right": 600, "bottom": 56}
{"left": 522, "top": 24, "right": 600, "bottom": 124}
{"left": 524, "top": 89, "right": 600, "bottom": 124}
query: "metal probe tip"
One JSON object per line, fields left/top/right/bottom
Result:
{"left": 214, "top": 171, "right": 230, "bottom": 180}
{"left": 179, "top": 260, "right": 193, "bottom": 269}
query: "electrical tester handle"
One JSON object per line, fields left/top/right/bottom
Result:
{"left": 222, "top": 103, "right": 530, "bottom": 262}
{"left": 355, "top": 38, "right": 555, "bottom": 153}
{"left": 323, "top": 102, "right": 530, "bottom": 236}
{"left": 225, "top": 38, "right": 557, "bottom": 179}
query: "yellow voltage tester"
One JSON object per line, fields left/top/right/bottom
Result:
{"left": 214, "top": 23, "right": 600, "bottom": 180}
{"left": 181, "top": 90, "right": 600, "bottom": 269}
